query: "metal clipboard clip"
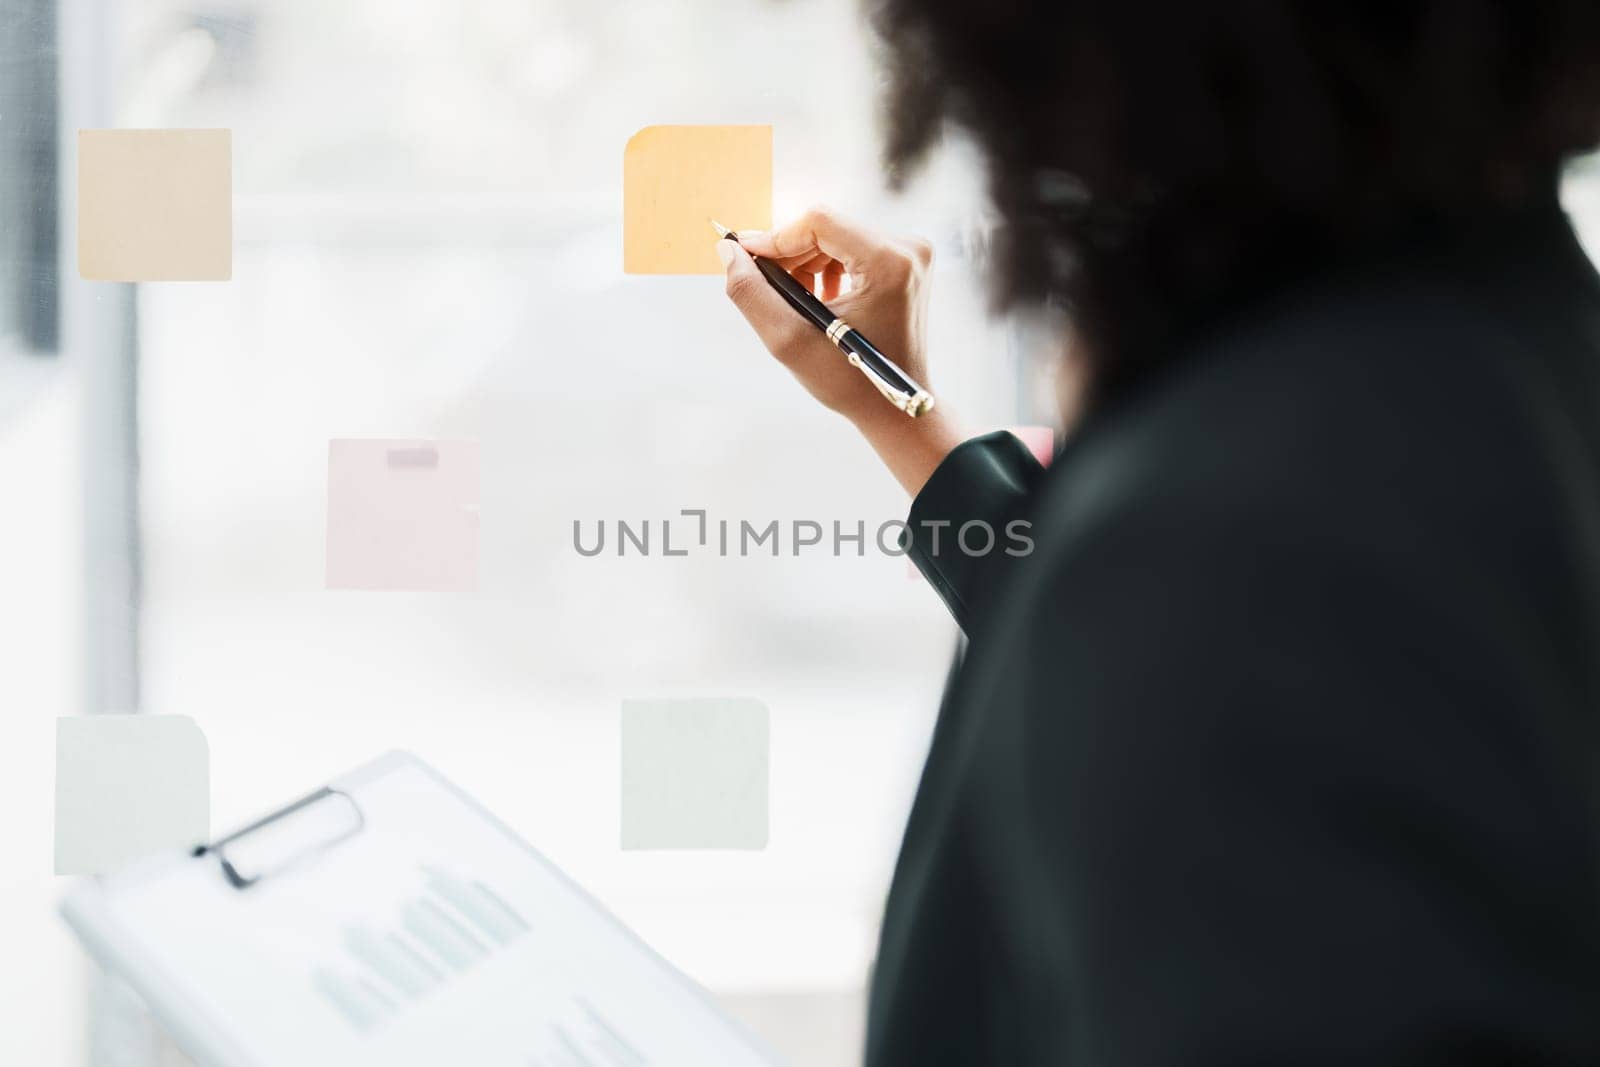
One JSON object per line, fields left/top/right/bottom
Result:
{"left": 193, "top": 786, "right": 366, "bottom": 890}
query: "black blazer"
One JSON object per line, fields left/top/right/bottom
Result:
{"left": 869, "top": 208, "right": 1600, "bottom": 1065}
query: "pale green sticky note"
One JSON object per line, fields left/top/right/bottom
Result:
{"left": 55, "top": 715, "right": 210, "bottom": 876}
{"left": 621, "top": 699, "right": 769, "bottom": 850}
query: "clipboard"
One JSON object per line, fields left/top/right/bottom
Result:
{"left": 60, "top": 751, "right": 783, "bottom": 1067}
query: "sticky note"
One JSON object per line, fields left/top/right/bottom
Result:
{"left": 325, "top": 439, "right": 479, "bottom": 591}
{"left": 623, "top": 125, "right": 772, "bottom": 274}
{"left": 55, "top": 715, "right": 210, "bottom": 876}
{"left": 1008, "top": 425, "right": 1056, "bottom": 467}
{"left": 620, "top": 699, "right": 769, "bottom": 850}
{"left": 78, "top": 129, "right": 232, "bottom": 281}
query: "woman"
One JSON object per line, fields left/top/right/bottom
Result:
{"left": 718, "top": 3, "right": 1600, "bottom": 1065}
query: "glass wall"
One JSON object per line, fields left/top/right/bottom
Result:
{"left": 129, "top": 0, "right": 1025, "bottom": 1062}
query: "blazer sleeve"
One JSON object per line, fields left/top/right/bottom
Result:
{"left": 903, "top": 430, "right": 1048, "bottom": 634}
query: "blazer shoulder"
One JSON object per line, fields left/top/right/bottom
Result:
{"left": 1032, "top": 276, "right": 1562, "bottom": 569}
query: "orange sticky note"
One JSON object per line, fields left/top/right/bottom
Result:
{"left": 78, "top": 129, "right": 232, "bottom": 281}
{"left": 623, "top": 125, "right": 772, "bottom": 274}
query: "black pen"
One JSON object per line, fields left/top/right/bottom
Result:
{"left": 712, "top": 220, "right": 935, "bottom": 417}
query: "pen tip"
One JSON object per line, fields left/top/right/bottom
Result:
{"left": 709, "top": 218, "right": 732, "bottom": 239}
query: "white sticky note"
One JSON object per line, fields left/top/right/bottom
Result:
{"left": 55, "top": 715, "right": 210, "bottom": 876}
{"left": 325, "top": 439, "right": 479, "bottom": 591}
{"left": 78, "top": 129, "right": 232, "bottom": 281}
{"left": 621, "top": 699, "right": 769, "bottom": 850}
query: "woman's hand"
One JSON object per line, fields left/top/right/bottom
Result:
{"left": 718, "top": 207, "right": 965, "bottom": 496}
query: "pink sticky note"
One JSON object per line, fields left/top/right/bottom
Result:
{"left": 1008, "top": 425, "right": 1056, "bottom": 468}
{"left": 325, "top": 439, "right": 479, "bottom": 591}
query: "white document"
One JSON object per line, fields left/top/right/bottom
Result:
{"left": 60, "top": 752, "right": 781, "bottom": 1067}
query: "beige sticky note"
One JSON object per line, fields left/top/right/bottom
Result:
{"left": 623, "top": 125, "right": 772, "bottom": 274}
{"left": 55, "top": 715, "right": 210, "bottom": 876}
{"left": 326, "top": 439, "right": 480, "bottom": 591}
{"left": 621, "top": 699, "right": 769, "bottom": 850}
{"left": 78, "top": 129, "right": 232, "bottom": 281}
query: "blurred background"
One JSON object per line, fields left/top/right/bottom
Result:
{"left": 1, "top": 1, "right": 1597, "bottom": 1065}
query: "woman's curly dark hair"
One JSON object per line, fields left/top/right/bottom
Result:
{"left": 871, "top": 0, "right": 1600, "bottom": 395}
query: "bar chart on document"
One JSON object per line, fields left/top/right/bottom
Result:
{"left": 310, "top": 867, "right": 534, "bottom": 1031}
{"left": 309, "top": 865, "right": 647, "bottom": 1067}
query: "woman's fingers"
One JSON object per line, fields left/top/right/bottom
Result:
{"left": 788, "top": 252, "right": 834, "bottom": 292}
{"left": 719, "top": 212, "right": 944, "bottom": 461}
{"left": 793, "top": 252, "right": 834, "bottom": 275}
{"left": 738, "top": 207, "right": 889, "bottom": 275}
{"left": 767, "top": 249, "right": 834, "bottom": 272}
{"left": 820, "top": 261, "right": 845, "bottom": 302}
{"left": 716, "top": 239, "right": 815, "bottom": 366}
